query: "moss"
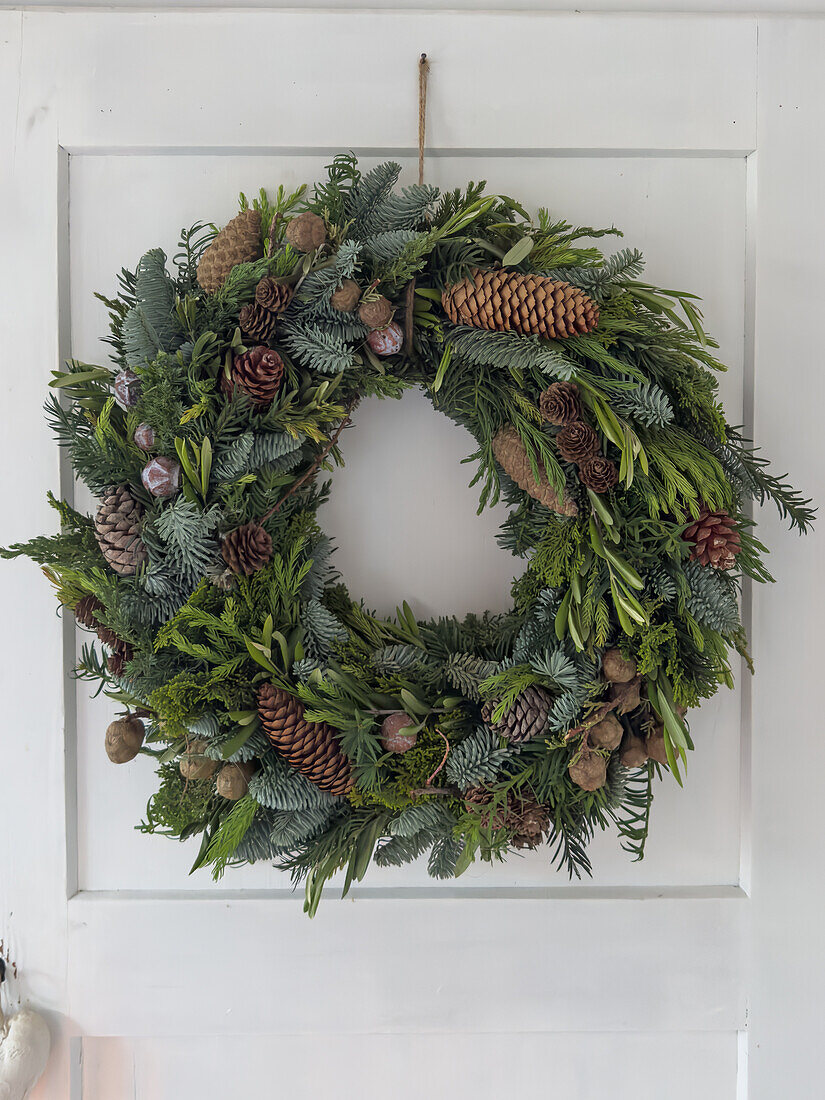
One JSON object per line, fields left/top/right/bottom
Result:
{"left": 141, "top": 761, "right": 216, "bottom": 837}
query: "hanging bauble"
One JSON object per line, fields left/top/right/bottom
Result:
{"left": 216, "top": 761, "right": 255, "bottom": 801}
{"left": 179, "top": 740, "right": 218, "bottom": 781}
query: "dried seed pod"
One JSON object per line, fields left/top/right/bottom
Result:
{"left": 568, "top": 750, "right": 607, "bottom": 791}
{"left": 330, "top": 279, "right": 361, "bottom": 312}
{"left": 180, "top": 739, "right": 218, "bottom": 781}
{"left": 646, "top": 725, "right": 669, "bottom": 767}
{"left": 620, "top": 733, "right": 649, "bottom": 768}
{"left": 285, "top": 211, "right": 326, "bottom": 252}
{"left": 216, "top": 761, "right": 255, "bottom": 801}
{"left": 105, "top": 715, "right": 145, "bottom": 764}
{"left": 380, "top": 712, "right": 418, "bottom": 753}
{"left": 359, "top": 295, "right": 393, "bottom": 330}
{"left": 601, "top": 649, "right": 637, "bottom": 683}
{"left": 609, "top": 676, "right": 643, "bottom": 715}
{"left": 588, "top": 713, "right": 623, "bottom": 751}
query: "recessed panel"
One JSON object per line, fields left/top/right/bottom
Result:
{"left": 69, "top": 152, "right": 745, "bottom": 891}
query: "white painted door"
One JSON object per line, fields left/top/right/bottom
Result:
{"left": 1, "top": 9, "right": 822, "bottom": 1098}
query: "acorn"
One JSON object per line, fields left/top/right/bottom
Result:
{"left": 216, "top": 761, "right": 255, "bottom": 801}
{"left": 180, "top": 739, "right": 218, "bottom": 781}
{"left": 568, "top": 750, "right": 607, "bottom": 791}
{"left": 105, "top": 715, "right": 145, "bottom": 764}
{"left": 141, "top": 456, "right": 181, "bottom": 498}
{"left": 366, "top": 321, "right": 404, "bottom": 357}
{"left": 330, "top": 279, "right": 361, "bottom": 313}
{"left": 380, "top": 712, "right": 418, "bottom": 754}
{"left": 588, "top": 713, "right": 623, "bottom": 751}
{"left": 358, "top": 295, "right": 393, "bottom": 330}
{"left": 601, "top": 648, "right": 637, "bottom": 684}
{"left": 285, "top": 211, "right": 326, "bottom": 252}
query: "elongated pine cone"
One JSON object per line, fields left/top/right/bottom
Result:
{"left": 492, "top": 426, "right": 578, "bottom": 516}
{"left": 257, "top": 684, "right": 353, "bottom": 795}
{"left": 441, "top": 269, "right": 599, "bottom": 339}
{"left": 223, "top": 346, "right": 284, "bottom": 405}
{"left": 556, "top": 421, "right": 600, "bottom": 463}
{"left": 221, "top": 522, "right": 273, "bottom": 575}
{"left": 539, "top": 381, "right": 581, "bottom": 426}
{"left": 94, "top": 486, "right": 148, "bottom": 576}
{"left": 197, "top": 209, "right": 263, "bottom": 294}
{"left": 481, "top": 684, "right": 554, "bottom": 744}
{"left": 255, "top": 276, "right": 293, "bottom": 314}
{"left": 683, "top": 508, "right": 741, "bottom": 570}
{"left": 239, "top": 302, "right": 277, "bottom": 343}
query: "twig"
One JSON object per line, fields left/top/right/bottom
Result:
{"left": 404, "top": 278, "right": 416, "bottom": 351}
{"left": 258, "top": 402, "right": 356, "bottom": 524}
{"left": 425, "top": 728, "right": 450, "bottom": 787}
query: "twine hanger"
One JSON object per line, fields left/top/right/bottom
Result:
{"left": 418, "top": 53, "right": 430, "bottom": 186}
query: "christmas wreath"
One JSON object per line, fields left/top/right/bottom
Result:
{"left": 4, "top": 156, "right": 813, "bottom": 915}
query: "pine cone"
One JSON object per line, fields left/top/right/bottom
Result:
{"left": 197, "top": 209, "right": 263, "bottom": 294}
{"left": 238, "top": 302, "right": 276, "bottom": 344}
{"left": 223, "top": 346, "right": 284, "bottom": 405}
{"left": 683, "top": 508, "right": 741, "bottom": 570}
{"left": 255, "top": 276, "right": 293, "bottom": 314}
{"left": 481, "top": 684, "right": 554, "bottom": 744}
{"left": 74, "top": 593, "right": 133, "bottom": 672}
{"left": 442, "top": 269, "right": 599, "bottom": 339}
{"left": 464, "top": 787, "right": 549, "bottom": 849}
{"left": 492, "top": 426, "right": 578, "bottom": 517}
{"left": 94, "top": 486, "right": 148, "bottom": 576}
{"left": 556, "top": 421, "right": 600, "bottom": 463}
{"left": 578, "top": 456, "right": 618, "bottom": 494}
{"left": 221, "top": 522, "right": 273, "bottom": 575}
{"left": 257, "top": 684, "right": 353, "bottom": 795}
{"left": 539, "top": 382, "right": 581, "bottom": 426}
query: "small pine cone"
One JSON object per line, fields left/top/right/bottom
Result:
{"left": 578, "top": 456, "right": 619, "bottom": 494}
{"left": 197, "top": 209, "right": 263, "bottom": 294}
{"left": 441, "top": 269, "right": 599, "bottom": 339}
{"left": 683, "top": 508, "right": 741, "bottom": 570}
{"left": 94, "top": 486, "right": 149, "bottom": 576}
{"left": 481, "top": 684, "right": 554, "bottom": 744}
{"left": 508, "top": 794, "right": 550, "bottom": 850}
{"left": 257, "top": 684, "right": 353, "bottom": 795}
{"left": 223, "top": 346, "right": 284, "bottom": 405}
{"left": 464, "top": 786, "right": 507, "bottom": 831}
{"left": 74, "top": 594, "right": 118, "bottom": 647}
{"left": 255, "top": 276, "right": 293, "bottom": 314}
{"left": 107, "top": 642, "right": 134, "bottom": 677}
{"left": 539, "top": 382, "right": 581, "bottom": 426}
{"left": 239, "top": 302, "right": 277, "bottom": 343}
{"left": 221, "top": 522, "right": 273, "bottom": 575}
{"left": 285, "top": 212, "right": 326, "bottom": 252}
{"left": 492, "top": 426, "right": 578, "bottom": 517}
{"left": 556, "top": 421, "right": 600, "bottom": 463}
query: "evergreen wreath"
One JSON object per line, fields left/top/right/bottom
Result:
{"left": 4, "top": 156, "right": 814, "bottom": 915}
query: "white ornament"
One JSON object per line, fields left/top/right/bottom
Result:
{"left": 0, "top": 1010, "right": 50, "bottom": 1100}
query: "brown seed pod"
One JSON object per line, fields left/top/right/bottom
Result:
{"left": 620, "top": 733, "right": 649, "bottom": 768}
{"left": 568, "top": 750, "right": 607, "bottom": 791}
{"left": 180, "top": 739, "right": 218, "bottom": 781}
{"left": 609, "top": 676, "right": 643, "bottom": 715}
{"left": 646, "top": 725, "right": 670, "bottom": 766}
{"left": 358, "top": 295, "right": 393, "bottom": 330}
{"left": 380, "top": 712, "right": 418, "bottom": 754}
{"left": 588, "top": 713, "right": 623, "bottom": 751}
{"left": 601, "top": 648, "right": 637, "bottom": 683}
{"left": 216, "top": 761, "right": 255, "bottom": 801}
{"left": 105, "top": 715, "right": 145, "bottom": 764}
{"left": 330, "top": 279, "right": 361, "bottom": 313}
{"left": 285, "top": 211, "right": 326, "bottom": 252}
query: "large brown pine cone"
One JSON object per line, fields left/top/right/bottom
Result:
{"left": 255, "top": 276, "right": 293, "bottom": 314}
{"left": 196, "top": 209, "right": 263, "bottom": 294}
{"left": 223, "top": 346, "right": 284, "bottom": 405}
{"left": 492, "top": 426, "right": 578, "bottom": 516}
{"left": 441, "top": 269, "right": 599, "bottom": 339}
{"left": 257, "top": 684, "right": 353, "bottom": 795}
{"left": 238, "top": 302, "right": 277, "bottom": 344}
{"left": 539, "top": 382, "right": 581, "bottom": 426}
{"left": 578, "top": 456, "right": 619, "bottom": 494}
{"left": 221, "top": 522, "right": 273, "bottom": 575}
{"left": 683, "top": 508, "right": 741, "bottom": 570}
{"left": 94, "top": 486, "right": 149, "bottom": 576}
{"left": 556, "top": 421, "right": 600, "bottom": 463}
{"left": 481, "top": 684, "right": 554, "bottom": 744}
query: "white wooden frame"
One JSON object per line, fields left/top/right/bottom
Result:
{"left": 2, "top": 10, "right": 823, "bottom": 1097}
